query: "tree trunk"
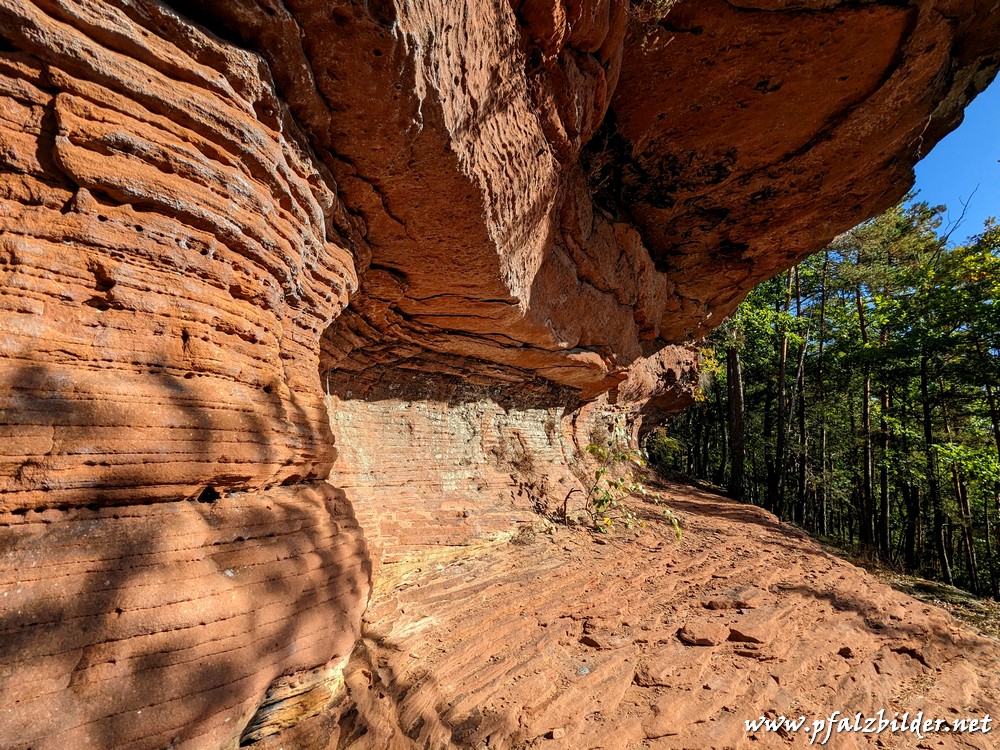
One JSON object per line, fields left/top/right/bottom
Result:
{"left": 714, "top": 376, "right": 728, "bottom": 485}
{"left": 898, "top": 402, "right": 919, "bottom": 572}
{"left": 763, "top": 369, "right": 776, "bottom": 513}
{"left": 855, "top": 285, "right": 875, "bottom": 551}
{"left": 849, "top": 401, "right": 860, "bottom": 545}
{"left": 955, "top": 473, "right": 979, "bottom": 594}
{"left": 685, "top": 409, "right": 695, "bottom": 475}
{"left": 942, "top": 389, "right": 980, "bottom": 594}
{"left": 700, "top": 400, "right": 711, "bottom": 479}
{"left": 985, "top": 490, "right": 998, "bottom": 598}
{"left": 727, "top": 344, "right": 745, "bottom": 501}
{"left": 794, "top": 265, "right": 808, "bottom": 526}
{"left": 878, "top": 381, "right": 891, "bottom": 557}
{"left": 903, "top": 481, "right": 919, "bottom": 572}
{"left": 817, "top": 251, "right": 829, "bottom": 536}
{"left": 769, "top": 271, "right": 793, "bottom": 517}
{"left": 920, "top": 350, "right": 952, "bottom": 584}
{"left": 984, "top": 380, "right": 1000, "bottom": 597}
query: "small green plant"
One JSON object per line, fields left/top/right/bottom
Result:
{"left": 570, "top": 406, "right": 682, "bottom": 538}
{"left": 585, "top": 438, "right": 646, "bottom": 533}
{"left": 648, "top": 495, "right": 682, "bottom": 540}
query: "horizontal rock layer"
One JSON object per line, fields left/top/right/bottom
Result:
{"left": 0, "top": 3, "right": 367, "bottom": 748}
{"left": 0, "top": 0, "right": 357, "bottom": 511}
{"left": 0, "top": 481, "right": 370, "bottom": 750}
{"left": 324, "top": 349, "right": 698, "bottom": 579}
{"left": 327, "top": 373, "right": 593, "bottom": 580}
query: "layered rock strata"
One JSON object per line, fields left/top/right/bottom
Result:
{"left": 0, "top": 0, "right": 358, "bottom": 509}
{"left": 0, "top": 3, "right": 367, "bottom": 748}
{"left": 1, "top": 483, "right": 369, "bottom": 750}
{"left": 1, "top": 0, "right": 999, "bottom": 748}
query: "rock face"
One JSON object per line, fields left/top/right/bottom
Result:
{"left": 0, "top": 0, "right": 358, "bottom": 509}
{"left": 1, "top": 1, "right": 999, "bottom": 748}
{"left": 1, "top": 483, "right": 369, "bottom": 750}
{"left": 0, "top": 3, "right": 366, "bottom": 747}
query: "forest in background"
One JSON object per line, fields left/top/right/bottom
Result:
{"left": 655, "top": 200, "right": 1000, "bottom": 597}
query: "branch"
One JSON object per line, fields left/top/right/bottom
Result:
{"left": 942, "top": 185, "right": 979, "bottom": 245}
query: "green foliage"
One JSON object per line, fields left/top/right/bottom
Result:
{"left": 674, "top": 201, "right": 1000, "bottom": 596}
{"left": 933, "top": 443, "right": 1000, "bottom": 486}
{"left": 579, "top": 407, "right": 682, "bottom": 539}
{"left": 645, "top": 427, "right": 683, "bottom": 468}
{"left": 696, "top": 346, "right": 723, "bottom": 400}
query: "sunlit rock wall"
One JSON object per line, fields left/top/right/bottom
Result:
{"left": 0, "top": 3, "right": 367, "bottom": 748}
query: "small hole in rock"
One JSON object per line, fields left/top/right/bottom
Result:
{"left": 84, "top": 297, "right": 112, "bottom": 311}
{"left": 197, "top": 486, "right": 220, "bottom": 503}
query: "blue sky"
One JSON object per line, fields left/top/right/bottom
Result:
{"left": 910, "top": 78, "right": 1000, "bottom": 243}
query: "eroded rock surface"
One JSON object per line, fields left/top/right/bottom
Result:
{"left": 182, "top": 0, "right": 1000, "bottom": 388}
{"left": 245, "top": 485, "right": 1000, "bottom": 749}
{"left": 0, "top": 3, "right": 367, "bottom": 748}
{"left": 2, "top": 0, "right": 999, "bottom": 748}
{"left": 0, "top": 0, "right": 358, "bottom": 509}
{"left": 1, "top": 481, "right": 370, "bottom": 750}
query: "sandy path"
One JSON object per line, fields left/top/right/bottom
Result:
{"left": 255, "top": 482, "right": 1000, "bottom": 749}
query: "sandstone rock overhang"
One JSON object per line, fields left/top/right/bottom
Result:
{"left": 1, "top": 1, "right": 999, "bottom": 749}
{"left": 178, "top": 0, "right": 998, "bottom": 396}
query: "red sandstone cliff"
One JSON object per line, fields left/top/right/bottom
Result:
{"left": 1, "top": 1, "right": 999, "bottom": 748}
